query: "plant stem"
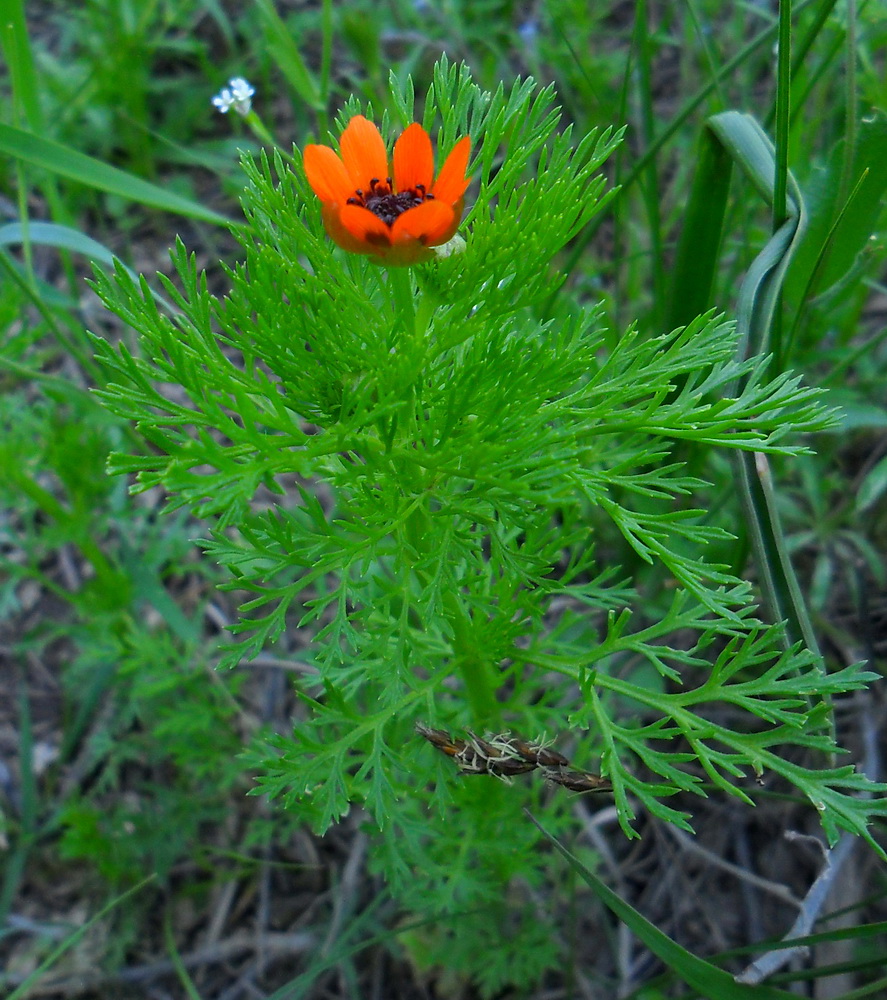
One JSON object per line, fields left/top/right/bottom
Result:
{"left": 244, "top": 111, "right": 280, "bottom": 151}
{"left": 318, "top": 0, "right": 333, "bottom": 137}
{"left": 773, "top": 0, "right": 792, "bottom": 234}
{"left": 443, "top": 590, "right": 501, "bottom": 726}
{"left": 387, "top": 266, "right": 417, "bottom": 340}
{"left": 402, "top": 480, "right": 499, "bottom": 727}
{"left": 387, "top": 266, "right": 499, "bottom": 723}
{"left": 770, "top": 0, "right": 792, "bottom": 371}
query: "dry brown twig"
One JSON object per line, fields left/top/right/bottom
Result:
{"left": 416, "top": 722, "right": 612, "bottom": 792}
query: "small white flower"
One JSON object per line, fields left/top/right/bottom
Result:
{"left": 212, "top": 76, "right": 255, "bottom": 117}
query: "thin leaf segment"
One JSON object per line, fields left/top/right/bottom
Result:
{"left": 303, "top": 115, "right": 471, "bottom": 265}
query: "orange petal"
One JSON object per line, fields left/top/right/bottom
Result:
{"left": 432, "top": 196, "right": 465, "bottom": 246}
{"left": 431, "top": 136, "right": 471, "bottom": 204}
{"left": 336, "top": 203, "right": 393, "bottom": 253}
{"left": 390, "top": 199, "right": 456, "bottom": 248}
{"left": 319, "top": 204, "right": 373, "bottom": 255}
{"left": 303, "top": 144, "right": 354, "bottom": 203}
{"left": 339, "top": 115, "right": 389, "bottom": 191}
{"left": 393, "top": 123, "right": 434, "bottom": 193}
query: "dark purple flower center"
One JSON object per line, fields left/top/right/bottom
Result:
{"left": 347, "top": 177, "right": 434, "bottom": 226}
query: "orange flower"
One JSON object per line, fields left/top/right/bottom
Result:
{"left": 303, "top": 116, "right": 471, "bottom": 266}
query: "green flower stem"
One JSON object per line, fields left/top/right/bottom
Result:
{"left": 443, "top": 590, "right": 501, "bottom": 726}
{"left": 387, "top": 266, "right": 417, "bottom": 340}
{"left": 242, "top": 111, "right": 279, "bottom": 152}
{"left": 318, "top": 0, "right": 333, "bottom": 137}
{"left": 388, "top": 268, "right": 499, "bottom": 721}
{"left": 402, "top": 480, "right": 500, "bottom": 727}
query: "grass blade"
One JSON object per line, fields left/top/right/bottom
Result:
{"left": 529, "top": 812, "right": 801, "bottom": 999}
{"left": 5, "top": 876, "right": 156, "bottom": 1000}
{"left": 256, "top": 0, "right": 324, "bottom": 113}
{"left": 699, "top": 112, "right": 822, "bottom": 662}
{"left": 705, "top": 111, "right": 806, "bottom": 365}
{"left": 0, "top": 124, "right": 233, "bottom": 226}
{"left": 664, "top": 125, "right": 733, "bottom": 330}
{"left": 0, "top": 0, "right": 42, "bottom": 129}
{"left": 0, "top": 221, "right": 174, "bottom": 312}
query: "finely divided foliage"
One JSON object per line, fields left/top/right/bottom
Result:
{"left": 90, "top": 57, "right": 884, "bottom": 924}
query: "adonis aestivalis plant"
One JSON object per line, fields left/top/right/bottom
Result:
{"left": 90, "top": 57, "right": 882, "bottom": 992}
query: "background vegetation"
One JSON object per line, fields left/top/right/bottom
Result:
{"left": 1, "top": 1, "right": 885, "bottom": 998}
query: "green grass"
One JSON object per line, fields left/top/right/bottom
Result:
{"left": 1, "top": 1, "right": 886, "bottom": 998}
